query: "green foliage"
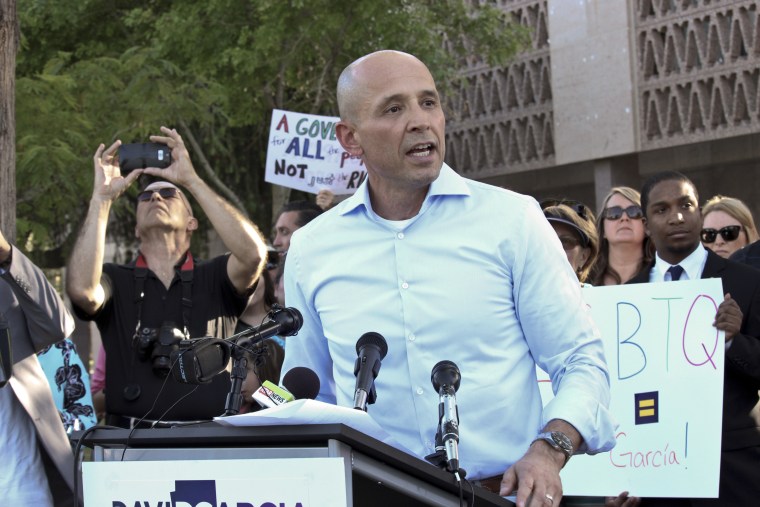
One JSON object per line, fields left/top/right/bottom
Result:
{"left": 16, "top": 0, "right": 528, "bottom": 264}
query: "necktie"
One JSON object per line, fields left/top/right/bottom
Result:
{"left": 667, "top": 265, "right": 684, "bottom": 281}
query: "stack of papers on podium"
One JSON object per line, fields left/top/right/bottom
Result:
{"left": 214, "top": 399, "right": 414, "bottom": 455}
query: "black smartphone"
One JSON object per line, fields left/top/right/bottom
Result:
{"left": 119, "top": 142, "right": 172, "bottom": 174}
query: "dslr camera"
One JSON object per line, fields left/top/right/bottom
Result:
{"left": 119, "top": 142, "right": 172, "bottom": 174}
{"left": 133, "top": 322, "right": 186, "bottom": 377}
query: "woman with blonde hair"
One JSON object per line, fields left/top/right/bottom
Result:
{"left": 701, "top": 195, "right": 759, "bottom": 259}
{"left": 590, "top": 186, "right": 652, "bottom": 286}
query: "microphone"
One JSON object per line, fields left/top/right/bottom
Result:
{"left": 171, "top": 337, "right": 231, "bottom": 384}
{"left": 171, "top": 307, "right": 303, "bottom": 385}
{"left": 352, "top": 332, "right": 388, "bottom": 411}
{"left": 253, "top": 366, "right": 320, "bottom": 408}
{"left": 236, "top": 306, "right": 303, "bottom": 348}
{"left": 432, "top": 360, "right": 462, "bottom": 474}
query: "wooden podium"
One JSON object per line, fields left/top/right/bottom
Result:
{"left": 81, "top": 422, "right": 513, "bottom": 506}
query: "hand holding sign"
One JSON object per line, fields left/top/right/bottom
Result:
{"left": 265, "top": 109, "right": 367, "bottom": 195}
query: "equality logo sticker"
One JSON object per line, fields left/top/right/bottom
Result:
{"left": 634, "top": 391, "right": 658, "bottom": 425}
{"left": 171, "top": 480, "right": 217, "bottom": 507}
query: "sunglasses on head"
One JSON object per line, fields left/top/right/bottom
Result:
{"left": 700, "top": 225, "right": 743, "bottom": 243}
{"left": 602, "top": 205, "right": 643, "bottom": 221}
{"left": 540, "top": 199, "right": 588, "bottom": 220}
{"left": 137, "top": 187, "right": 180, "bottom": 202}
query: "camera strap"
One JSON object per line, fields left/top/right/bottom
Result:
{"left": 133, "top": 251, "right": 195, "bottom": 339}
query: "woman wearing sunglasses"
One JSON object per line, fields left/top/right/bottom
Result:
{"left": 590, "top": 187, "right": 653, "bottom": 286}
{"left": 701, "top": 195, "right": 759, "bottom": 259}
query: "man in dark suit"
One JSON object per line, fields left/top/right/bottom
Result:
{"left": 625, "top": 171, "right": 760, "bottom": 506}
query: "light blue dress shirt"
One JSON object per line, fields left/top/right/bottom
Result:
{"left": 282, "top": 164, "right": 616, "bottom": 478}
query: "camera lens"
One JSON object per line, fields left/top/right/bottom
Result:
{"left": 152, "top": 356, "right": 173, "bottom": 377}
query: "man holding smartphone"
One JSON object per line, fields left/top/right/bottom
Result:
{"left": 66, "top": 126, "right": 268, "bottom": 427}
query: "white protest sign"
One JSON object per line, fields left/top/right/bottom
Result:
{"left": 265, "top": 109, "right": 367, "bottom": 195}
{"left": 84, "top": 458, "right": 347, "bottom": 506}
{"left": 539, "top": 279, "right": 724, "bottom": 497}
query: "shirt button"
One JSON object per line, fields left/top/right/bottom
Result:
{"left": 408, "top": 333, "right": 416, "bottom": 342}
{"left": 397, "top": 232, "right": 405, "bottom": 239}
{"left": 416, "top": 387, "right": 424, "bottom": 395}
{"left": 401, "top": 282, "right": 409, "bottom": 289}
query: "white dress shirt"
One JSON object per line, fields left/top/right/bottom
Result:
{"left": 649, "top": 245, "right": 708, "bottom": 283}
{"left": 282, "top": 164, "right": 617, "bottom": 478}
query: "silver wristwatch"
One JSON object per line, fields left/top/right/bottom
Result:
{"left": 532, "top": 431, "right": 573, "bottom": 465}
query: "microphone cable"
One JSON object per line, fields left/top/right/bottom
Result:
{"left": 460, "top": 476, "right": 476, "bottom": 507}
{"left": 72, "top": 423, "right": 123, "bottom": 507}
{"left": 121, "top": 343, "right": 212, "bottom": 460}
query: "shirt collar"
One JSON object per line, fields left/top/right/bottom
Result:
{"left": 339, "top": 163, "right": 470, "bottom": 217}
{"left": 652, "top": 244, "right": 708, "bottom": 282}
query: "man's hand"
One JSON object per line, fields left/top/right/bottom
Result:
{"left": 146, "top": 127, "right": 200, "bottom": 188}
{"left": 501, "top": 441, "right": 564, "bottom": 506}
{"left": 715, "top": 293, "right": 742, "bottom": 341}
{"left": 93, "top": 140, "right": 142, "bottom": 202}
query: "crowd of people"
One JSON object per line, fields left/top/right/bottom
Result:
{"left": 1, "top": 49, "right": 758, "bottom": 507}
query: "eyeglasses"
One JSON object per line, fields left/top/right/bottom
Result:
{"left": 700, "top": 225, "right": 743, "bottom": 243}
{"left": 602, "top": 205, "right": 643, "bottom": 221}
{"left": 558, "top": 236, "right": 582, "bottom": 251}
{"left": 137, "top": 187, "right": 180, "bottom": 202}
{"left": 540, "top": 199, "right": 588, "bottom": 220}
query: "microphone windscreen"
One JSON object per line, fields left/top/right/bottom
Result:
{"left": 356, "top": 332, "right": 388, "bottom": 358}
{"left": 282, "top": 366, "right": 321, "bottom": 400}
{"left": 273, "top": 307, "right": 304, "bottom": 336}
{"left": 172, "top": 338, "right": 231, "bottom": 384}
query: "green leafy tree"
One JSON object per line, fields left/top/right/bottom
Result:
{"left": 15, "top": 0, "right": 528, "bottom": 266}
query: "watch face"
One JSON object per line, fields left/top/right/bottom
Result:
{"left": 551, "top": 431, "right": 573, "bottom": 451}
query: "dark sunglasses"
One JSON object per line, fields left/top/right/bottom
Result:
{"left": 602, "top": 205, "right": 643, "bottom": 221}
{"left": 700, "top": 225, "right": 743, "bottom": 243}
{"left": 137, "top": 187, "right": 180, "bottom": 202}
{"left": 540, "top": 199, "right": 588, "bottom": 220}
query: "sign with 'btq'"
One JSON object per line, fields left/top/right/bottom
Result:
{"left": 538, "top": 278, "right": 724, "bottom": 498}
{"left": 265, "top": 109, "right": 367, "bottom": 195}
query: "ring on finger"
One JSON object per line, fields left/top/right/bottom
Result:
{"left": 545, "top": 493, "right": 554, "bottom": 504}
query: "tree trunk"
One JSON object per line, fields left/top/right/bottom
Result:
{"left": 0, "top": 0, "right": 17, "bottom": 243}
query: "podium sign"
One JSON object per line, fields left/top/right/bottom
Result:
{"left": 83, "top": 458, "right": 347, "bottom": 506}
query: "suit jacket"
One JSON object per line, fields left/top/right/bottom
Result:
{"left": 629, "top": 249, "right": 760, "bottom": 506}
{"left": 1, "top": 245, "right": 77, "bottom": 506}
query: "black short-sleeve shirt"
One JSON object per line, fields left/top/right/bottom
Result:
{"left": 75, "top": 253, "right": 247, "bottom": 420}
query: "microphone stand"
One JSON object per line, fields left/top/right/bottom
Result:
{"left": 222, "top": 346, "right": 247, "bottom": 416}
{"left": 220, "top": 325, "right": 278, "bottom": 417}
{"left": 425, "top": 425, "right": 449, "bottom": 469}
